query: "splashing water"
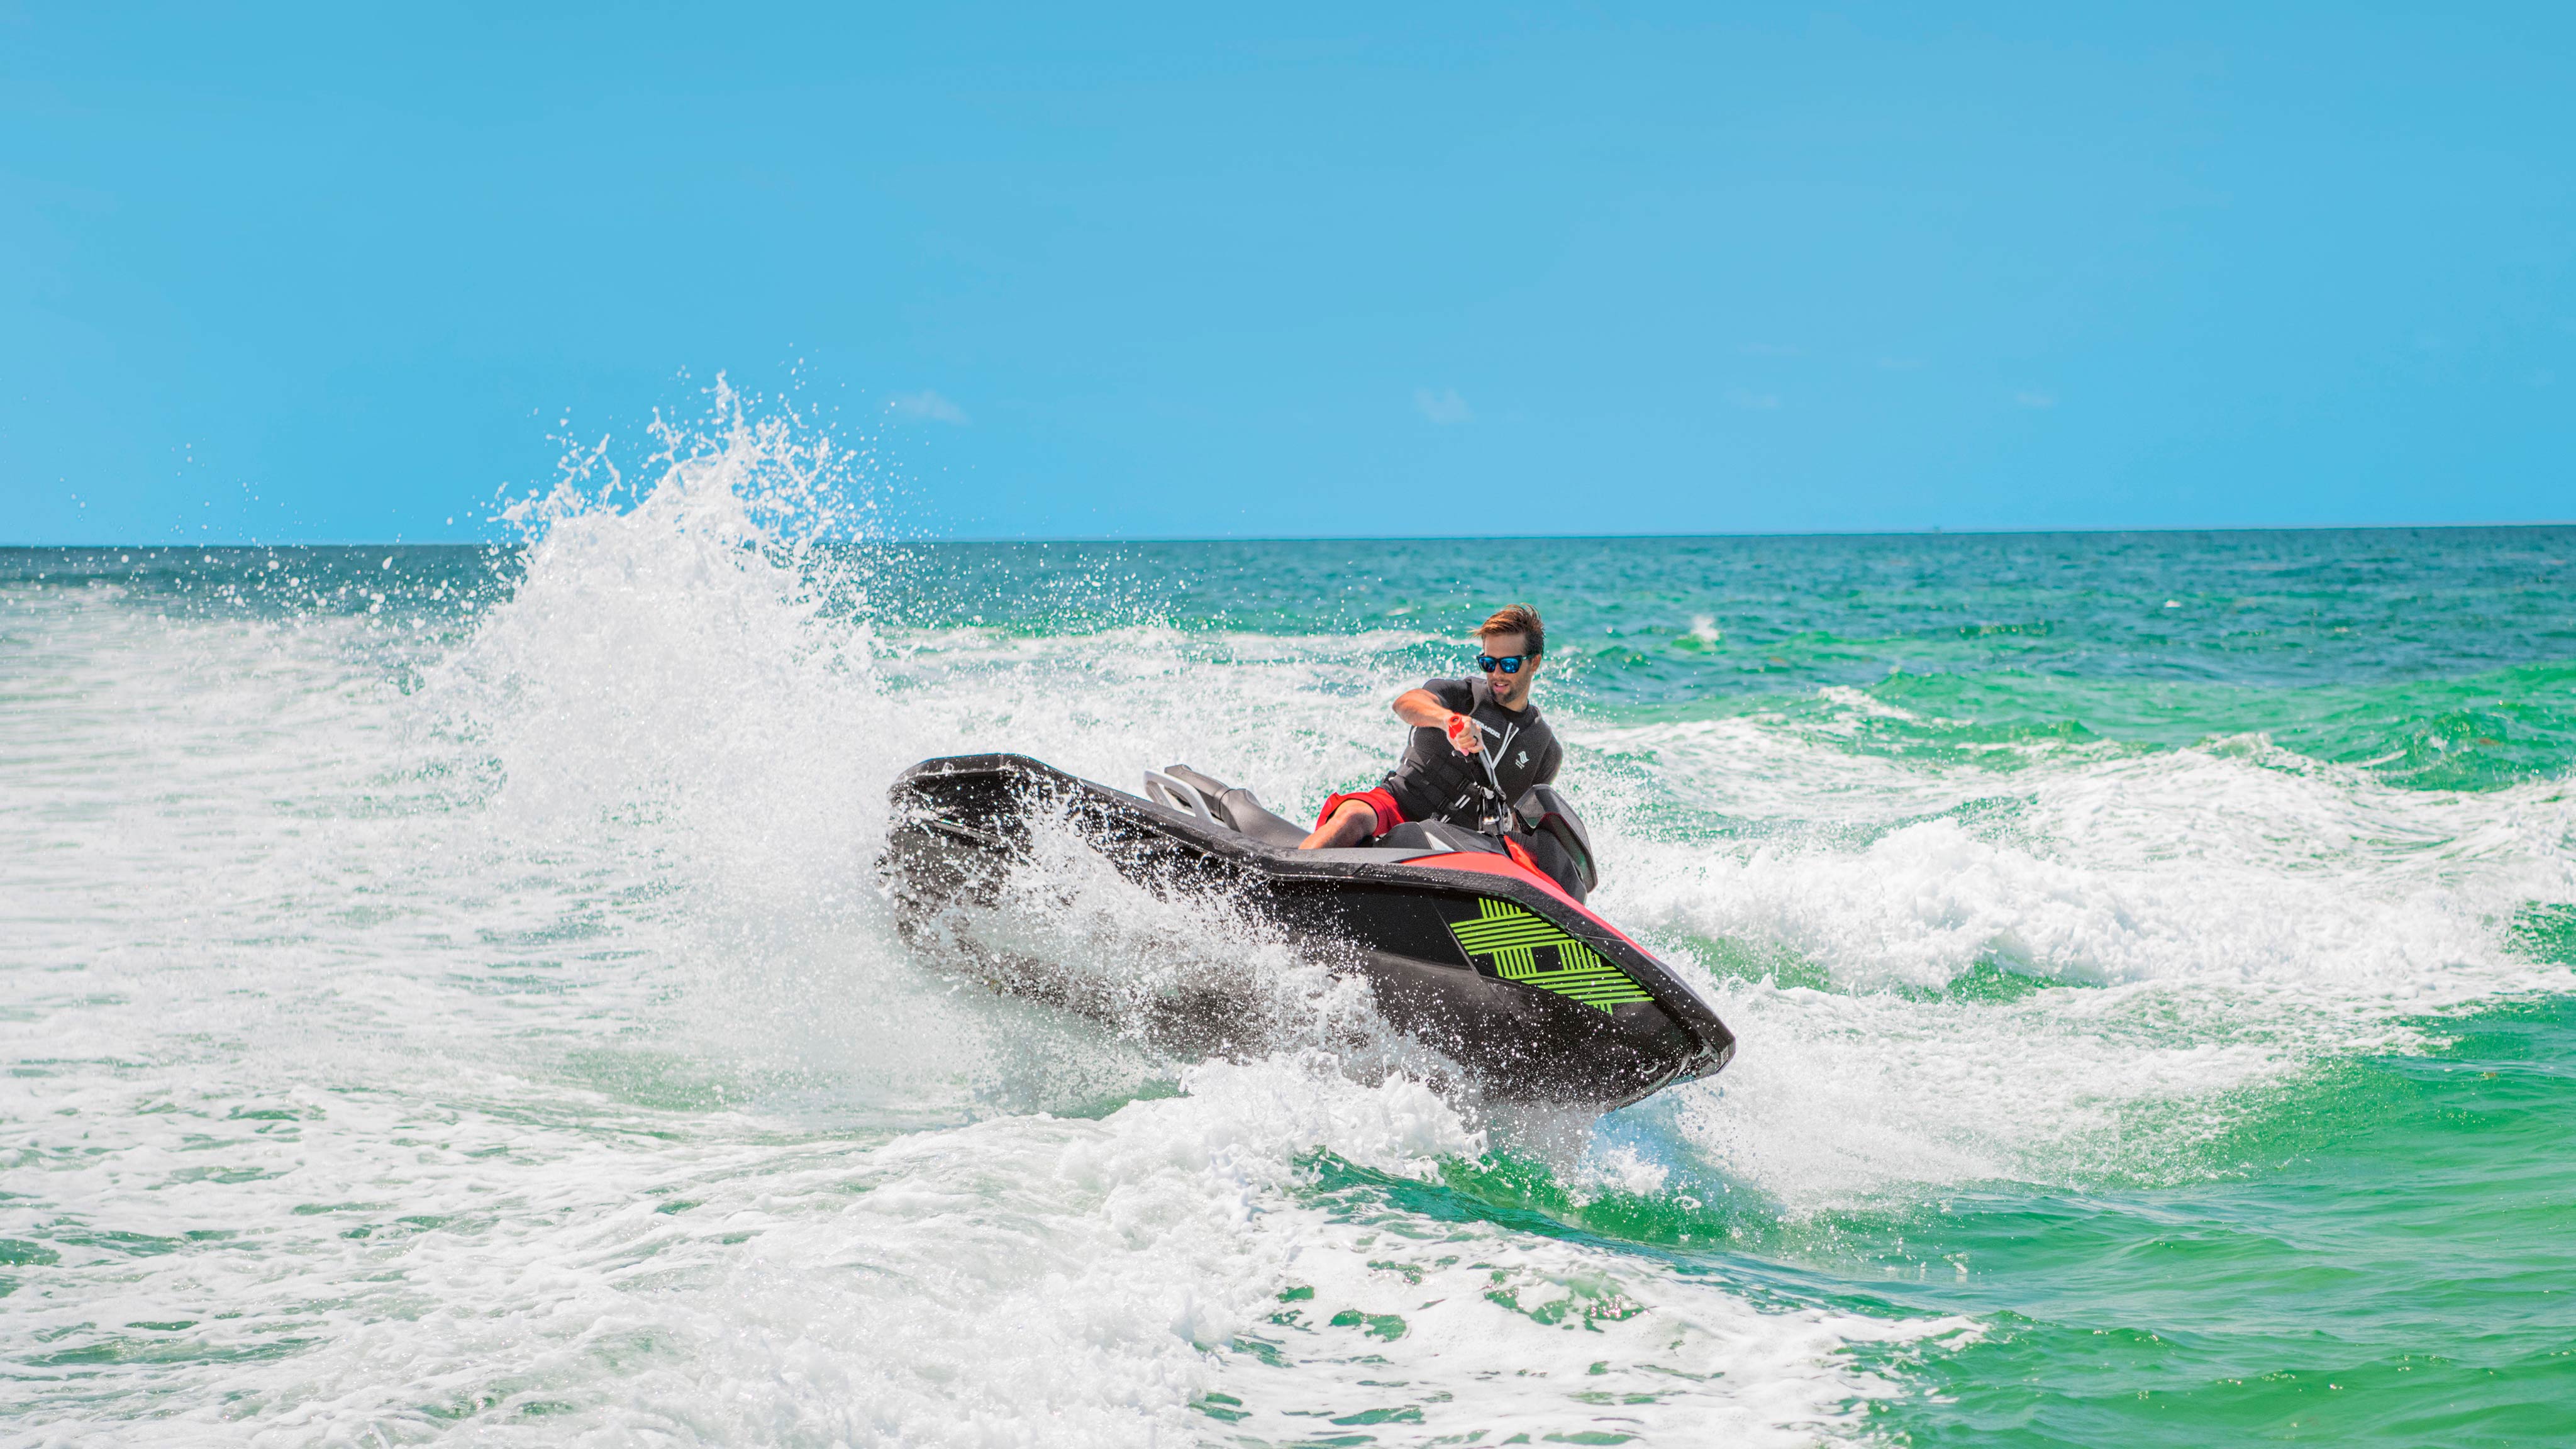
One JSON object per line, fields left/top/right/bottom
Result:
{"left": 4, "top": 403, "right": 2573, "bottom": 1443}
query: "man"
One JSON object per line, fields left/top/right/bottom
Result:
{"left": 1301, "top": 602, "right": 1563, "bottom": 852}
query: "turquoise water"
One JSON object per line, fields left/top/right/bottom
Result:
{"left": 4, "top": 470, "right": 2572, "bottom": 1443}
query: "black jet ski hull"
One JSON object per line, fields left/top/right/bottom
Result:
{"left": 878, "top": 754, "right": 1735, "bottom": 1112}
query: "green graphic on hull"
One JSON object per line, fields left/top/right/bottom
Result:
{"left": 1446, "top": 898, "right": 1653, "bottom": 1013}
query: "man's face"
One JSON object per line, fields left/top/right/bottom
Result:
{"left": 1480, "top": 631, "right": 1540, "bottom": 708}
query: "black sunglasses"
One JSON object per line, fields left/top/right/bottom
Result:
{"left": 1476, "top": 653, "right": 1532, "bottom": 675}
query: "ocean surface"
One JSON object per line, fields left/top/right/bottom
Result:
{"left": 5, "top": 434, "right": 2573, "bottom": 1445}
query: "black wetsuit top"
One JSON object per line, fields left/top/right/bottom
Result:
{"left": 1380, "top": 676, "right": 1563, "bottom": 826}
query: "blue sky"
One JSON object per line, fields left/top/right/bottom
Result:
{"left": 4, "top": 3, "right": 2570, "bottom": 543}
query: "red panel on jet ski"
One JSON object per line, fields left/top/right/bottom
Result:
{"left": 1404, "top": 852, "right": 1647, "bottom": 952}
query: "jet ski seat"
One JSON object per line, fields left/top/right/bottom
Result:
{"left": 1145, "top": 764, "right": 1588, "bottom": 897}
{"left": 1151, "top": 765, "right": 1311, "bottom": 848}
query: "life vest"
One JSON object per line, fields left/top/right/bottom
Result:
{"left": 1381, "top": 675, "right": 1561, "bottom": 826}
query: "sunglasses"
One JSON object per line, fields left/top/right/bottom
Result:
{"left": 1476, "top": 653, "right": 1531, "bottom": 675}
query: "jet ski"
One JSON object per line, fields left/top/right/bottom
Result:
{"left": 879, "top": 753, "right": 1736, "bottom": 1112}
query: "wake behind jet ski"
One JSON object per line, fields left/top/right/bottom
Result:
{"left": 877, "top": 604, "right": 1735, "bottom": 1112}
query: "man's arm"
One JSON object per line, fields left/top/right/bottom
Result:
{"left": 1394, "top": 687, "right": 1482, "bottom": 754}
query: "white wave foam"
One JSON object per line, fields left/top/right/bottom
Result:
{"left": 1570, "top": 702, "right": 2576, "bottom": 1211}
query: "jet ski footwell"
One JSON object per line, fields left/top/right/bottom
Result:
{"left": 879, "top": 753, "right": 1735, "bottom": 1111}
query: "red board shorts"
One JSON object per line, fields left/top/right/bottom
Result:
{"left": 1316, "top": 787, "right": 1405, "bottom": 838}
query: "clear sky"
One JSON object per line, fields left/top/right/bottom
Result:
{"left": 4, "top": 3, "right": 2570, "bottom": 543}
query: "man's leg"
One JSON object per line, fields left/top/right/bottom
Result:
{"left": 1299, "top": 798, "right": 1379, "bottom": 850}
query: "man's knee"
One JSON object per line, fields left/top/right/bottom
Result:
{"left": 1300, "top": 799, "right": 1377, "bottom": 850}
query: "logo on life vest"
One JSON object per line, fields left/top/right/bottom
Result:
{"left": 1516, "top": 750, "right": 1529, "bottom": 767}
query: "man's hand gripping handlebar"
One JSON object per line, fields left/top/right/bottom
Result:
{"left": 1443, "top": 711, "right": 1484, "bottom": 756}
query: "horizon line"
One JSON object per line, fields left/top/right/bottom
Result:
{"left": 7, "top": 518, "right": 2576, "bottom": 550}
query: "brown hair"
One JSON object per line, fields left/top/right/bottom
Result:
{"left": 1478, "top": 603, "right": 1544, "bottom": 658}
